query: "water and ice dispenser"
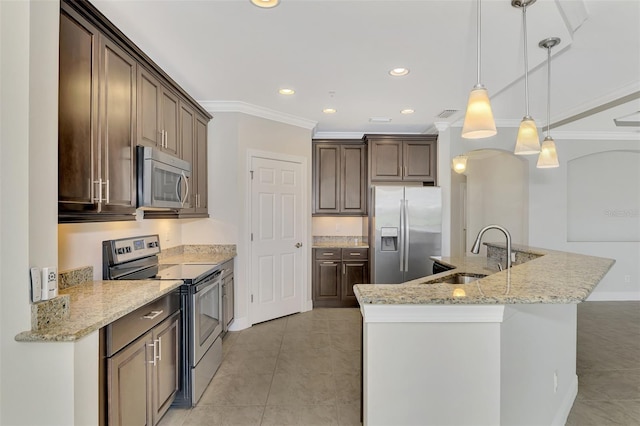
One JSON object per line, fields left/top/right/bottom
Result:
{"left": 380, "top": 227, "right": 398, "bottom": 251}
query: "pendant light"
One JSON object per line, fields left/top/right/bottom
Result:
{"left": 537, "top": 37, "right": 561, "bottom": 168}
{"left": 461, "top": 0, "right": 497, "bottom": 139}
{"left": 452, "top": 155, "right": 469, "bottom": 174}
{"left": 512, "top": 0, "right": 540, "bottom": 155}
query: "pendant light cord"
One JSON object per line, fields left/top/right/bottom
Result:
{"left": 546, "top": 45, "right": 551, "bottom": 137}
{"left": 477, "top": 0, "right": 482, "bottom": 85}
{"left": 523, "top": 5, "right": 530, "bottom": 116}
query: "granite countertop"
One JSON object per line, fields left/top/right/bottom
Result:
{"left": 159, "top": 252, "right": 235, "bottom": 265}
{"left": 16, "top": 279, "right": 183, "bottom": 342}
{"left": 312, "top": 236, "right": 369, "bottom": 249}
{"left": 354, "top": 244, "right": 615, "bottom": 305}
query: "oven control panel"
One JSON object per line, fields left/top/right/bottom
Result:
{"left": 104, "top": 235, "right": 161, "bottom": 265}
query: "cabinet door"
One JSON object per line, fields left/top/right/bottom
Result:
{"left": 195, "top": 114, "right": 209, "bottom": 214}
{"left": 137, "top": 68, "right": 162, "bottom": 148}
{"left": 342, "top": 261, "right": 368, "bottom": 307}
{"left": 313, "top": 144, "right": 340, "bottom": 213}
{"left": 58, "top": 10, "right": 99, "bottom": 213}
{"left": 161, "top": 88, "right": 180, "bottom": 156}
{"left": 341, "top": 144, "right": 367, "bottom": 214}
{"left": 370, "top": 140, "right": 402, "bottom": 181}
{"left": 152, "top": 312, "right": 180, "bottom": 425}
{"left": 179, "top": 103, "right": 195, "bottom": 213}
{"left": 108, "top": 331, "right": 153, "bottom": 426}
{"left": 313, "top": 260, "right": 341, "bottom": 303}
{"left": 100, "top": 37, "right": 137, "bottom": 213}
{"left": 403, "top": 140, "right": 436, "bottom": 182}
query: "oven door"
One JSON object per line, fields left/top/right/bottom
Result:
{"left": 191, "top": 274, "right": 223, "bottom": 365}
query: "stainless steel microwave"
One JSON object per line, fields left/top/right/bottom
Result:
{"left": 137, "top": 146, "right": 191, "bottom": 209}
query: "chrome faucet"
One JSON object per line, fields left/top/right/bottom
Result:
{"left": 471, "top": 225, "right": 512, "bottom": 270}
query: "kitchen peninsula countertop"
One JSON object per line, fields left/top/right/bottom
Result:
{"left": 354, "top": 244, "right": 615, "bottom": 305}
{"left": 15, "top": 279, "right": 183, "bottom": 342}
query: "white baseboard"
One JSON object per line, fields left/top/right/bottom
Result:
{"left": 228, "top": 316, "right": 250, "bottom": 331}
{"left": 586, "top": 291, "right": 640, "bottom": 301}
{"left": 552, "top": 374, "right": 578, "bottom": 426}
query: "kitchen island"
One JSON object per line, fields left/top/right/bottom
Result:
{"left": 354, "top": 243, "right": 614, "bottom": 426}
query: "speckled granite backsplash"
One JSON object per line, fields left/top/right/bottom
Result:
{"left": 313, "top": 236, "right": 368, "bottom": 245}
{"left": 486, "top": 243, "right": 544, "bottom": 269}
{"left": 31, "top": 295, "right": 70, "bottom": 331}
{"left": 59, "top": 266, "right": 93, "bottom": 290}
{"left": 158, "top": 244, "right": 236, "bottom": 261}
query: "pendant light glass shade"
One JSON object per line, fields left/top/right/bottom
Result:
{"left": 462, "top": 85, "right": 497, "bottom": 139}
{"left": 452, "top": 155, "right": 468, "bottom": 174}
{"left": 514, "top": 116, "right": 540, "bottom": 155}
{"left": 537, "top": 37, "right": 561, "bottom": 169}
{"left": 537, "top": 136, "right": 559, "bottom": 168}
{"left": 461, "top": 0, "right": 496, "bottom": 139}
{"left": 512, "top": 0, "right": 540, "bottom": 155}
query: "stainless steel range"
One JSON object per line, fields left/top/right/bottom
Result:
{"left": 103, "top": 235, "right": 223, "bottom": 407}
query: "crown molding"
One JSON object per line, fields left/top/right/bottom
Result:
{"left": 198, "top": 100, "right": 317, "bottom": 130}
{"left": 312, "top": 131, "right": 365, "bottom": 140}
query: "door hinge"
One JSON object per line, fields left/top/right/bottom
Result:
{"left": 251, "top": 294, "right": 254, "bottom": 303}
{"left": 251, "top": 233, "right": 254, "bottom": 241}
{"left": 250, "top": 170, "right": 254, "bottom": 180}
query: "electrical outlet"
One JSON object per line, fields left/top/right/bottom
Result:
{"left": 553, "top": 370, "right": 558, "bottom": 393}
{"left": 624, "top": 275, "right": 631, "bottom": 283}
{"left": 30, "top": 267, "right": 42, "bottom": 303}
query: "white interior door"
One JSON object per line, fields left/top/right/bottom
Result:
{"left": 250, "top": 156, "right": 304, "bottom": 324}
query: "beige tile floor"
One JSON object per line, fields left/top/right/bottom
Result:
{"left": 160, "top": 302, "right": 639, "bottom": 426}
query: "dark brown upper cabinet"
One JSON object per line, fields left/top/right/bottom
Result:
{"left": 59, "top": 0, "right": 212, "bottom": 223}
{"left": 137, "top": 68, "right": 179, "bottom": 157}
{"left": 313, "top": 140, "right": 367, "bottom": 216}
{"left": 59, "top": 7, "right": 137, "bottom": 222}
{"left": 367, "top": 135, "right": 438, "bottom": 184}
{"left": 175, "top": 105, "right": 209, "bottom": 217}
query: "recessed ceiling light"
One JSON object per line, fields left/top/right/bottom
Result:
{"left": 401, "top": 109, "right": 415, "bottom": 114}
{"left": 250, "top": 0, "right": 279, "bottom": 8}
{"left": 278, "top": 88, "right": 295, "bottom": 95}
{"left": 389, "top": 68, "right": 410, "bottom": 77}
{"left": 323, "top": 108, "right": 337, "bottom": 114}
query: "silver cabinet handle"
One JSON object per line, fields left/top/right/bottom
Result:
{"left": 105, "top": 179, "right": 109, "bottom": 204}
{"left": 322, "top": 261, "right": 336, "bottom": 264}
{"left": 142, "top": 310, "right": 163, "bottom": 320}
{"left": 343, "top": 263, "right": 346, "bottom": 275}
{"left": 148, "top": 341, "right": 157, "bottom": 366}
{"left": 349, "top": 253, "right": 361, "bottom": 256}
{"left": 322, "top": 253, "right": 333, "bottom": 256}
{"left": 156, "top": 337, "right": 162, "bottom": 362}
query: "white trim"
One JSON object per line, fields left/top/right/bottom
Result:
{"left": 246, "top": 149, "right": 309, "bottom": 326}
{"left": 586, "top": 291, "right": 640, "bottom": 301}
{"left": 227, "top": 316, "right": 251, "bottom": 331}
{"left": 199, "top": 100, "right": 317, "bottom": 130}
{"left": 304, "top": 299, "right": 313, "bottom": 312}
{"left": 552, "top": 374, "right": 578, "bottom": 426}
{"left": 360, "top": 304, "right": 506, "bottom": 323}
{"left": 553, "top": 131, "right": 640, "bottom": 141}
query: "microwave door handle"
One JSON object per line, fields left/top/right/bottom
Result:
{"left": 181, "top": 171, "right": 189, "bottom": 207}
{"left": 175, "top": 174, "right": 182, "bottom": 205}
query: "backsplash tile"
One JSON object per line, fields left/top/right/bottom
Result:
{"left": 59, "top": 266, "right": 93, "bottom": 289}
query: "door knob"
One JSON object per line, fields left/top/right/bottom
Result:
{"left": 295, "top": 242, "right": 303, "bottom": 248}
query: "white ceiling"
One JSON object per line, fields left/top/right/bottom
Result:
{"left": 92, "top": 0, "right": 640, "bottom": 139}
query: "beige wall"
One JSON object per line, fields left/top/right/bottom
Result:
{"left": 185, "top": 112, "right": 313, "bottom": 329}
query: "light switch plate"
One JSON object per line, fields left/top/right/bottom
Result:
{"left": 30, "top": 267, "right": 42, "bottom": 303}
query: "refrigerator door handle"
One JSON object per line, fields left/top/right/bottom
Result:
{"left": 399, "top": 199, "right": 405, "bottom": 272}
{"left": 404, "top": 199, "right": 410, "bottom": 272}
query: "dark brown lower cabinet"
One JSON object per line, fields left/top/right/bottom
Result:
{"left": 313, "top": 248, "right": 368, "bottom": 308}
{"left": 107, "top": 311, "right": 180, "bottom": 426}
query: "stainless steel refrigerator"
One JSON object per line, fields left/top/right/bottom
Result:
{"left": 371, "top": 186, "right": 442, "bottom": 283}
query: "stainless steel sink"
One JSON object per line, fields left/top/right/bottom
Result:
{"left": 423, "top": 273, "right": 487, "bottom": 285}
